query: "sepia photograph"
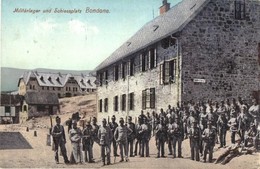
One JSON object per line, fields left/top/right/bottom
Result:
{"left": 0, "top": 0, "right": 260, "bottom": 168}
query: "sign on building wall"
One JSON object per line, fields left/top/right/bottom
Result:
{"left": 193, "top": 78, "right": 206, "bottom": 83}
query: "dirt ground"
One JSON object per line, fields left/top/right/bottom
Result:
{"left": 0, "top": 95, "right": 259, "bottom": 168}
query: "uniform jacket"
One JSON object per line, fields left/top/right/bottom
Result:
{"left": 52, "top": 124, "right": 66, "bottom": 143}
{"left": 98, "top": 125, "right": 112, "bottom": 145}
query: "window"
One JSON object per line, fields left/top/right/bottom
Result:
{"left": 114, "top": 96, "right": 119, "bottom": 111}
{"left": 5, "top": 106, "right": 11, "bottom": 116}
{"left": 99, "top": 99, "right": 102, "bottom": 112}
{"left": 23, "top": 105, "right": 27, "bottom": 112}
{"left": 161, "top": 37, "right": 177, "bottom": 49}
{"left": 129, "top": 58, "right": 135, "bottom": 76}
{"left": 258, "top": 43, "right": 260, "bottom": 65}
{"left": 140, "top": 53, "right": 148, "bottom": 72}
{"left": 104, "top": 70, "right": 108, "bottom": 85}
{"left": 47, "top": 87, "right": 49, "bottom": 90}
{"left": 149, "top": 48, "right": 157, "bottom": 69}
{"left": 30, "top": 85, "right": 32, "bottom": 89}
{"left": 121, "top": 94, "right": 126, "bottom": 111}
{"left": 58, "top": 93, "right": 61, "bottom": 98}
{"left": 58, "top": 88, "right": 61, "bottom": 91}
{"left": 142, "top": 88, "right": 155, "bottom": 110}
{"left": 160, "top": 59, "right": 177, "bottom": 84}
{"left": 121, "top": 63, "right": 127, "bottom": 79}
{"left": 33, "top": 85, "right": 35, "bottom": 90}
{"left": 114, "top": 65, "right": 119, "bottom": 81}
{"left": 53, "top": 87, "right": 55, "bottom": 91}
{"left": 42, "top": 86, "right": 44, "bottom": 90}
{"left": 104, "top": 98, "right": 108, "bottom": 112}
{"left": 129, "top": 92, "right": 134, "bottom": 110}
{"left": 235, "top": 0, "right": 245, "bottom": 20}
{"left": 99, "top": 72, "right": 103, "bottom": 86}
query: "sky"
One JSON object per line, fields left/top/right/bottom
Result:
{"left": 1, "top": 0, "right": 182, "bottom": 70}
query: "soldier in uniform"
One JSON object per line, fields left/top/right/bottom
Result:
{"left": 91, "top": 117, "right": 99, "bottom": 144}
{"left": 189, "top": 120, "right": 201, "bottom": 161}
{"left": 109, "top": 115, "right": 119, "bottom": 157}
{"left": 217, "top": 113, "right": 228, "bottom": 148}
{"left": 228, "top": 112, "right": 238, "bottom": 144}
{"left": 202, "top": 121, "right": 217, "bottom": 163}
{"left": 127, "top": 116, "right": 136, "bottom": 157}
{"left": 134, "top": 117, "right": 142, "bottom": 156}
{"left": 248, "top": 98, "right": 259, "bottom": 126}
{"left": 52, "top": 116, "right": 70, "bottom": 164}
{"left": 169, "top": 116, "right": 184, "bottom": 158}
{"left": 166, "top": 117, "right": 173, "bottom": 155}
{"left": 69, "top": 120, "right": 83, "bottom": 164}
{"left": 139, "top": 110, "right": 147, "bottom": 124}
{"left": 114, "top": 118, "right": 132, "bottom": 162}
{"left": 98, "top": 118, "right": 113, "bottom": 166}
{"left": 155, "top": 117, "right": 167, "bottom": 158}
{"left": 82, "top": 120, "right": 95, "bottom": 163}
{"left": 139, "top": 117, "right": 151, "bottom": 157}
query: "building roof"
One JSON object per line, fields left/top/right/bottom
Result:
{"left": 24, "top": 92, "right": 59, "bottom": 105}
{"left": 95, "top": 0, "right": 209, "bottom": 71}
{"left": 18, "top": 71, "right": 96, "bottom": 89}
{"left": 0, "top": 94, "right": 22, "bottom": 106}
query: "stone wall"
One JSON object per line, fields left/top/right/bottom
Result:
{"left": 180, "top": 0, "right": 260, "bottom": 103}
{"left": 97, "top": 42, "right": 179, "bottom": 123}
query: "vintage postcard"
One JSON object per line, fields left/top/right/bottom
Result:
{"left": 1, "top": 0, "right": 259, "bottom": 168}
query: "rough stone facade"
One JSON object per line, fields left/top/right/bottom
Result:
{"left": 96, "top": 0, "right": 260, "bottom": 123}
{"left": 180, "top": 0, "right": 260, "bottom": 102}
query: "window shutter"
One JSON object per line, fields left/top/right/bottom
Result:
{"left": 160, "top": 64, "right": 164, "bottom": 85}
{"left": 165, "top": 61, "right": 170, "bottom": 84}
{"left": 148, "top": 50, "right": 151, "bottom": 69}
{"left": 140, "top": 54, "right": 143, "bottom": 72}
{"left": 128, "top": 61, "right": 131, "bottom": 76}
{"left": 154, "top": 48, "right": 157, "bottom": 67}
{"left": 150, "top": 88, "right": 155, "bottom": 109}
{"left": 142, "top": 90, "right": 146, "bottom": 110}
{"left": 113, "top": 66, "right": 116, "bottom": 81}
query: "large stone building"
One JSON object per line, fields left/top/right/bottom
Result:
{"left": 18, "top": 71, "right": 96, "bottom": 98}
{"left": 95, "top": 0, "right": 260, "bottom": 122}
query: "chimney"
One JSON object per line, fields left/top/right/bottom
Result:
{"left": 159, "top": 0, "right": 170, "bottom": 15}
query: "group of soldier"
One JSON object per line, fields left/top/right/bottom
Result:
{"left": 51, "top": 97, "right": 259, "bottom": 165}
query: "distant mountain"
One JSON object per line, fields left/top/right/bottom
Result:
{"left": 0, "top": 67, "right": 92, "bottom": 92}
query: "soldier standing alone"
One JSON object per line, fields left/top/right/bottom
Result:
{"left": 52, "top": 116, "right": 70, "bottom": 164}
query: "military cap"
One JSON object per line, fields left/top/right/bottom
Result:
{"left": 119, "top": 117, "right": 124, "bottom": 123}
{"left": 102, "top": 118, "right": 107, "bottom": 122}
{"left": 72, "top": 120, "right": 77, "bottom": 124}
{"left": 56, "top": 116, "right": 60, "bottom": 120}
{"left": 112, "top": 115, "right": 116, "bottom": 119}
{"left": 128, "top": 116, "right": 132, "bottom": 120}
{"left": 92, "top": 117, "right": 97, "bottom": 120}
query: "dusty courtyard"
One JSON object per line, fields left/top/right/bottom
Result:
{"left": 0, "top": 120, "right": 259, "bottom": 169}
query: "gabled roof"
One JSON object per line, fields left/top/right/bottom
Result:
{"left": 95, "top": 0, "right": 209, "bottom": 71}
{"left": 18, "top": 71, "right": 96, "bottom": 89}
{"left": 24, "top": 92, "right": 59, "bottom": 105}
{"left": 0, "top": 94, "right": 22, "bottom": 106}
{"left": 74, "top": 75, "right": 96, "bottom": 89}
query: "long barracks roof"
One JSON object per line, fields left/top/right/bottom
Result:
{"left": 95, "top": 0, "right": 209, "bottom": 71}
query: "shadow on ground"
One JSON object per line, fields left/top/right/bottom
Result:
{"left": 0, "top": 132, "right": 32, "bottom": 149}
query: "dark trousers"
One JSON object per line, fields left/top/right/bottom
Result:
{"left": 156, "top": 139, "right": 165, "bottom": 157}
{"left": 172, "top": 136, "right": 182, "bottom": 157}
{"left": 84, "top": 143, "right": 93, "bottom": 162}
{"left": 54, "top": 140, "right": 68, "bottom": 163}
{"left": 168, "top": 137, "right": 172, "bottom": 154}
{"left": 219, "top": 129, "right": 227, "bottom": 147}
{"left": 190, "top": 139, "right": 200, "bottom": 161}
{"left": 231, "top": 131, "right": 236, "bottom": 144}
{"left": 101, "top": 145, "right": 110, "bottom": 164}
{"left": 203, "top": 143, "right": 214, "bottom": 162}
{"left": 140, "top": 139, "right": 149, "bottom": 157}
{"left": 128, "top": 139, "right": 134, "bottom": 156}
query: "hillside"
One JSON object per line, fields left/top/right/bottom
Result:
{"left": 0, "top": 67, "right": 92, "bottom": 92}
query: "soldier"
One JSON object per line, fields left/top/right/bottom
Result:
{"left": 109, "top": 115, "right": 119, "bottom": 157}
{"left": 159, "top": 108, "right": 166, "bottom": 120}
{"left": 217, "top": 113, "right": 228, "bottom": 148}
{"left": 127, "top": 116, "right": 136, "bottom": 157}
{"left": 169, "top": 116, "right": 184, "bottom": 158}
{"left": 51, "top": 116, "right": 70, "bottom": 164}
{"left": 139, "top": 110, "right": 147, "bottom": 124}
{"left": 225, "top": 99, "right": 232, "bottom": 120}
{"left": 91, "top": 117, "right": 99, "bottom": 144}
{"left": 249, "top": 98, "right": 260, "bottom": 126}
{"left": 244, "top": 123, "right": 258, "bottom": 149}
{"left": 166, "top": 117, "right": 173, "bottom": 155}
{"left": 187, "top": 110, "right": 196, "bottom": 136}
{"left": 189, "top": 120, "right": 201, "bottom": 161}
{"left": 202, "top": 121, "right": 217, "bottom": 163}
{"left": 139, "top": 117, "right": 151, "bottom": 157}
{"left": 151, "top": 111, "right": 157, "bottom": 136}
{"left": 98, "top": 118, "right": 113, "bottom": 166}
{"left": 82, "top": 120, "right": 94, "bottom": 163}
{"left": 134, "top": 117, "right": 142, "bottom": 156}
{"left": 228, "top": 112, "right": 238, "bottom": 144}
{"left": 114, "top": 118, "right": 132, "bottom": 162}
{"left": 237, "top": 105, "right": 253, "bottom": 145}
{"left": 155, "top": 117, "right": 167, "bottom": 158}
{"left": 182, "top": 106, "right": 190, "bottom": 139}
{"left": 69, "top": 120, "right": 83, "bottom": 164}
